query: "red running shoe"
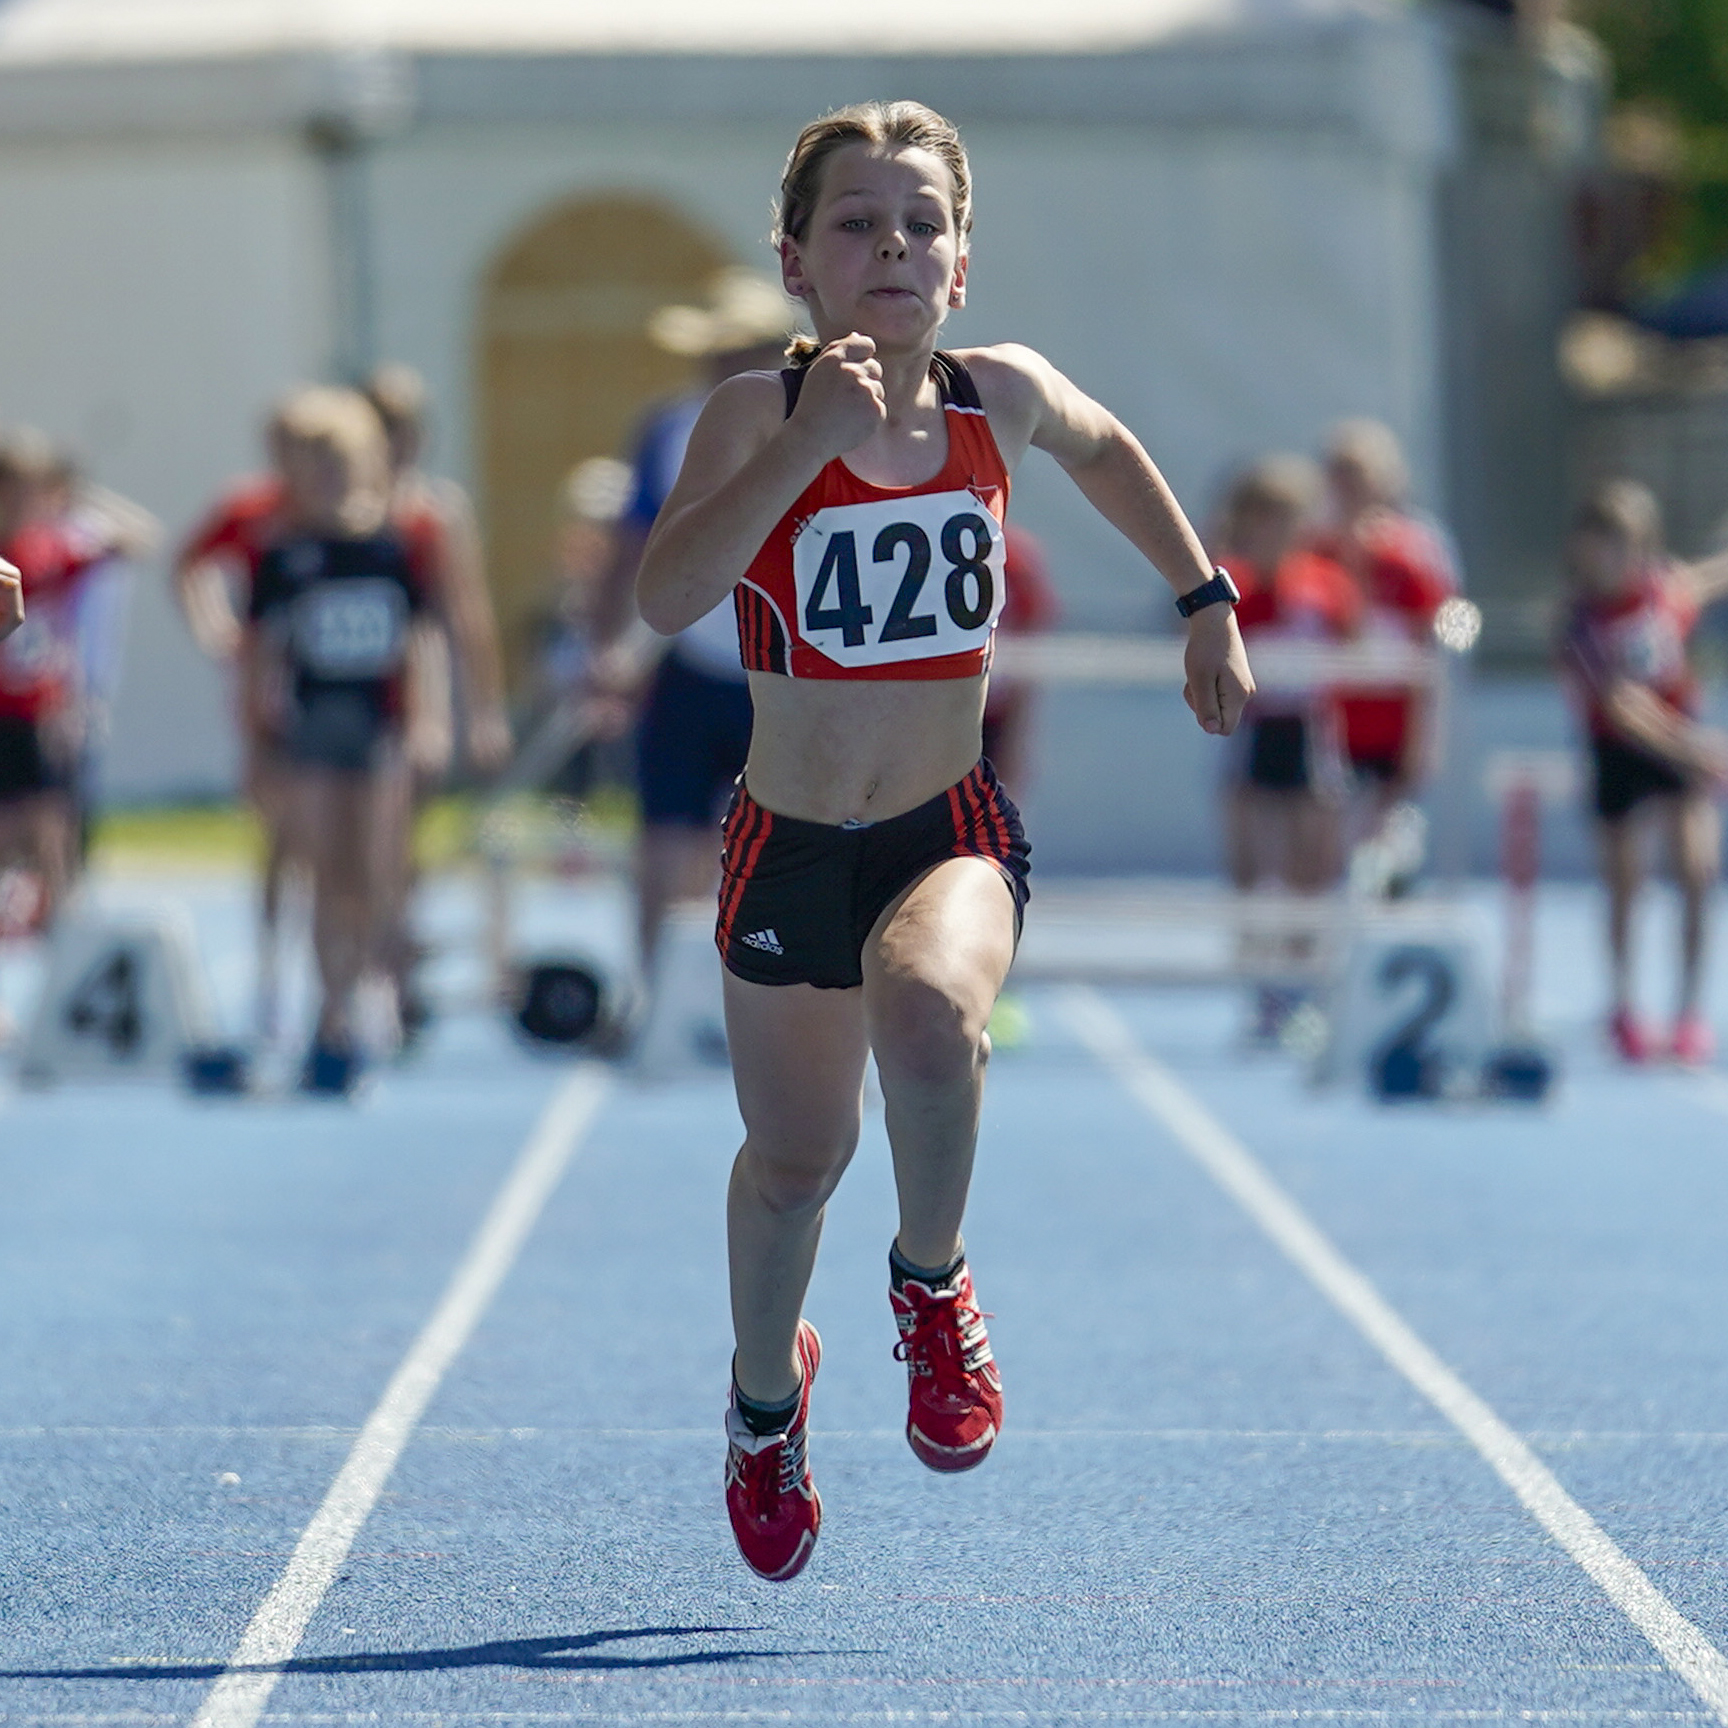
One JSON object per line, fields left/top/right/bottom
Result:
{"left": 724, "top": 1321, "right": 822, "bottom": 1581}
{"left": 891, "top": 1261, "right": 1003, "bottom": 1473}
{"left": 1672, "top": 1013, "right": 1716, "bottom": 1068}
{"left": 1609, "top": 1007, "right": 1654, "bottom": 1065}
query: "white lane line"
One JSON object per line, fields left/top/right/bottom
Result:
{"left": 1061, "top": 986, "right": 1728, "bottom": 1726}
{"left": 188, "top": 1064, "right": 611, "bottom": 1728}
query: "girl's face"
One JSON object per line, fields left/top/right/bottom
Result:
{"left": 1567, "top": 526, "right": 1640, "bottom": 600}
{"left": 1327, "top": 453, "right": 1381, "bottom": 520}
{"left": 280, "top": 436, "right": 388, "bottom": 536}
{"left": 1231, "top": 499, "right": 1302, "bottom": 573}
{"left": 782, "top": 142, "right": 966, "bottom": 355}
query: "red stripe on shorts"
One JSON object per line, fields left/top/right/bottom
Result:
{"left": 958, "top": 765, "right": 1009, "bottom": 864}
{"left": 716, "top": 795, "right": 757, "bottom": 950}
{"left": 979, "top": 769, "right": 1011, "bottom": 861}
{"left": 717, "top": 796, "right": 774, "bottom": 955}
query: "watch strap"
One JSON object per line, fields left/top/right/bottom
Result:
{"left": 1175, "top": 567, "right": 1241, "bottom": 619}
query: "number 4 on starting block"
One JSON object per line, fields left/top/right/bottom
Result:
{"left": 16, "top": 907, "right": 215, "bottom": 1085}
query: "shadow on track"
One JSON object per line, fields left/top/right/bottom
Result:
{"left": 0, "top": 1625, "right": 852, "bottom": 1681}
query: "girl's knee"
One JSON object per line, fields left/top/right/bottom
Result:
{"left": 873, "top": 975, "right": 987, "bottom": 1089}
{"left": 739, "top": 1131, "right": 858, "bottom": 1215}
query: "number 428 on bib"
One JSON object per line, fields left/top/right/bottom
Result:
{"left": 791, "top": 490, "right": 1006, "bottom": 671}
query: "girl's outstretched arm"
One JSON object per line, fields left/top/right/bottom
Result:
{"left": 1680, "top": 546, "right": 1728, "bottom": 609}
{"left": 968, "top": 345, "right": 1255, "bottom": 736}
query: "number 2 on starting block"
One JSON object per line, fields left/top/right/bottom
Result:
{"left": 1316, "top": 910, "right": 1493, "bottom": 1100}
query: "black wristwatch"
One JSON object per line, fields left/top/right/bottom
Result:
{"left": 1175, "top": 566, "right": 1241, "bottom": 619}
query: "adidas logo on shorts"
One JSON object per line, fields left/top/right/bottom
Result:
{"left": 740, "top": 928, "right": 785, "bottom": 956}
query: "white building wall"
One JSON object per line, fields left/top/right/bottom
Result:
{"left": 0, "top": 15, "right": 1459, "bottom": 803}
{"left": 366, "top": 109, "right": 1444, "bottom": 634}
{"left": 0, "top": 134, "right": 331, "bottom": 797}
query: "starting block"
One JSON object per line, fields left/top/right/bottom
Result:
{"left": 1314, "top": 901, "right": 1496, "bottom": 1101}
{"left": 15, "top": 905, "right": 216, "bottom": 1085}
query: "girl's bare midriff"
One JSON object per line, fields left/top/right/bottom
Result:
{"left": 744, "top": 671, "right": 987, "bottom": 824}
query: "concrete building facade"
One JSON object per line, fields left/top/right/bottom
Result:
{"left": 0, "top": 0, "right": 1595, "bottom": 816}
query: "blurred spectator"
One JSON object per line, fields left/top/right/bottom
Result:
{"left": 981, "top": 524, "right": 1059, "bottom": 792}
{"left": 527, "top": 456, "right": 635, "bottom": 798}
{"left": 239, "top": 386, "right": 442, "bottom": 1093}
{"left": 0, "top": 427, "right": 150, "bottom": 929}
{"left": 591, "top": 268, "right": 792, "bottom": 976}
{"left": 175, "top": 402, "right": 305, "bottom": 1034}
{"left": 1213, "top": 456, "right": 1360, "bottom": 1040}
{"left": 177, "top": 369, "right": 504, "bottom": 1040}
{"left": 41, "top": 448, "right": 160, "bottom": 862}
{"left": 1309, "top": 419, "right": 1458, "bottom": 874}
{"left": 1558, "top": 478, "right": 1728, "bottom": 1066}
{"left": 363, "top": 363, "right": 511, "bottom": 780}
{"left": 362, "top": 364, "right": 512, "bottom": 1041}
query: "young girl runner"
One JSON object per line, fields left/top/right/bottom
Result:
{"left": 1214, "top": 457, "right": 1359, "bottom": 1040}
{"left": 636, "top": 101, "right": 1254, "bottom": 1581}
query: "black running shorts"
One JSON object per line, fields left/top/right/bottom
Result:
{"left": 1246, "top": 715, "right": 1310, "bottom": 791}
{"left": 0, "top": 714, "right": 67, "bottom": 801}
{"left": 1592, "top": 734, "right": 1687, "bottom": 822}
{"left": 716, "top": 760, "right": 1031, "bottom": 989}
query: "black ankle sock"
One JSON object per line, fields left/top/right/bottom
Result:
{"left": 733, "top": 1382, "right": 801, "bottom": 1437}
{"left": 890, "top": 1242, "right": 965, "bottom": 1292}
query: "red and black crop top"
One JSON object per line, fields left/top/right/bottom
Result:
{"left": 735, "top": 351, "right": 1011, "bottom": 680}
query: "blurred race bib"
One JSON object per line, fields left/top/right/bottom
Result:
{"left": 294, "top": 579, "right": 408, "bottom": 678}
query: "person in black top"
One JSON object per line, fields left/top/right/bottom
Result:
{"left": 242, "top": 387, "right": 437, "bottom": 1094}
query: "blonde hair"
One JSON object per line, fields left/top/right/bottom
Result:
{"left": 776, "top": 101, "right": 972, "bottom": 367}
{"left": 271, "top": 385, "right": 391, "bottom": 534}
{"left": 1325, "top": 418, "right": 1409, "bottom": 507}
{"left": 1220, "top": 455, "right": 1322, "bottom": 544}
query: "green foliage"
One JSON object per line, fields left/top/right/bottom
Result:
{"left": 1577, "top": 0, "right": 1728, "bottom": 283}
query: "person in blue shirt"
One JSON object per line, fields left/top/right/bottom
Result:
{"left": 592, "top": 270, "right": 795, "bottom": 976}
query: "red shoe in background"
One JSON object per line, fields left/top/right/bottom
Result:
{"left": 1672, "top": 1013, "right": 1716, "bottom": 1068}
{"left": 723, "top": 1321, "right": 822, "bottom": 1581}
{"left": 1609, "top": 1007, "right": 1654, "bottom": 1065}
{"left": 891, "top": 1261, "right": 1003, "bottom": 1473}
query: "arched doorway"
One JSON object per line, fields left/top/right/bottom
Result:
{"left": 475, "top": 194, "right": 733, "bottom": 682}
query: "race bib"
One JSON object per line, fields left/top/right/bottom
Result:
{"left": 792, "top": 490, "right": 1005, "bottom": 670}
{"left": 293, "top": 579, "right": 408, "bottom": 679}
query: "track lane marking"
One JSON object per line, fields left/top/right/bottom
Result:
{"left": 1061, "top": 986, "right": 1728, "bottom": 1725}
{"left": 188, "top": 1064, "right": 612, "bottom": 1728}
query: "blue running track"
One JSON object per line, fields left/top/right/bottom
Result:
{"left": 4, "top": 874, "right": 1728, "bottom": 1724}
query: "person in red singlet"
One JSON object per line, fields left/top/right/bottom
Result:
{"left": 1559, "top": 479, "right": 1728, "bottom": 1066}
{"left": 1214, "top": 457, "right": 1360, "bottom": 1040}
{"left": 635, "top": 101, "right": 1254, "bottom": 1582}
{"left": 979, "top": 523, "right": 1059, "bottom": 790}
{"left": 362, "top": 365, "right": 512, "bottom": 1039}
{"left": 0, "top": 430, "right": 126, "bottom": 927}
{"left": 176, "top": 410, "right": 306, "bottom": 1036}
{"left": 1309, "top": 420, "right": 1457, "bottom": 862}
